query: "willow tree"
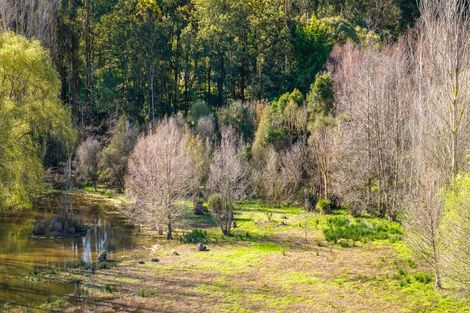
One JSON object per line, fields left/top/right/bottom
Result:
{"left": 0, "top": 32, "right": 76, "bottom": 212}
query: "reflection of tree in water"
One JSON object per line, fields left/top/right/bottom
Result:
{"left": 80, "top": 218, "right": 135, "bottom": 264}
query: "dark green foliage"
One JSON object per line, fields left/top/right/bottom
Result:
{"left": 95, "top": 0, "right": 166, "bottom": 121}
{"left": 217, "top": 102, "right": 256, "bottom": 142}
{"left": 394, "top": 266, "right": 433, "bottom": 287}
{"left": 181, "top": 229, "right": 210, "bottom": 244}
{"left": 293, "top": 18, "right": 332, "bottom": 93}
{"left": 265, "top": 128, "right": 289, "bottom": 148}
{"left": 188, "top": 101, "right": 212, "bottom": 125}
{"left": 323, "top": 216, "right": 402, "bottom": 244}
{"left": 307, "top": 72, "right": 335, "bottom": 116}
{"left": 1, "top": 0, "right": 417, "bottom": 130}
{"left": 292, "top": 16, "right": 360, "bottom": 93}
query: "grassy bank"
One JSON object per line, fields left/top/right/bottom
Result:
{"left": 50, "top": 198, "right": 470, "bottom": 313}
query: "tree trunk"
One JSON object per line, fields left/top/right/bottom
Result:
{"left": 69, "top": 1, "right": 80, "bottom": 124}
{"left": 184, "top": 51, "right": 190, "bottom": 112}
{"left": 166, "top": 222, "right": 173, "bottom": 240}
{"left": 217, "top": 56, "right": 225, "bottom": 107}
{"left": 435, "top": 267, "right": 442, "bottom": 289}
{"left": 84, "top": 0, "right": 93, "bottom": 125}
{"left": 150, "top": 64, "right": 156, "bottom": 121}
{"left": 207, "top": 62, "right": 211, "bottom": 104}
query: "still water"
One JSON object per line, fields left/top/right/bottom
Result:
{"left": 0, "top": 192, "right": 140, "bottom": 309}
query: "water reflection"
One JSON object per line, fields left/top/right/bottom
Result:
{"left": 0, "top": 192, "right": 139, "bottom": 308}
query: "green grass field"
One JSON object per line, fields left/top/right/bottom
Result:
{"left": 52, "top": 199, "right": 470, "bottom": 313}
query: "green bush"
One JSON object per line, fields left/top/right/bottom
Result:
{"left": 181, "top": 229, "right": 210, "bottom": 244}
{"left": 323, "top": 216, "right": 402, "bottom": 244}
{"left": 316, "top": 198, "right": 333, "bottom": 214}
{"left": 414, "top": 272, "right": 432, "bottom": 284}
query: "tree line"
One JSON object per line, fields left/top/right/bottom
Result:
{"left": 0, "top": 0, "right": 418, "bottom": 128}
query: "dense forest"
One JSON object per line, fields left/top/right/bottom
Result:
{"left": 1, "top": 0, "right": 470, "bottom": 311}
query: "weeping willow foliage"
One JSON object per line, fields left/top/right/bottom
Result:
{"left": 0, "top": 32, "right": 76, "bottom": 212}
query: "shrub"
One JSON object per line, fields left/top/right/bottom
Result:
{"left": 181, "top": 229, "right": 210, "bottom": 244}
{"left": 323, "top": 216, "right": 401, "bottom": 244}
{"left": 207, "top": 193, "right": 235, "bottom": 236}
{"left": 414, "top": 271, "right": 432, "bottom": 284}
{"left": 306, "top": 71, "right": 335, "bottom": 116}
{"left": 316, "top": 198, "right": 333, "bottom": 214}
{"left": 442, "top": 171, "right": 470, "bottom": 289}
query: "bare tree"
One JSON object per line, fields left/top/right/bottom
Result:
{"left": 257, "top": 146, "right": 286, "bottom": 207}
{"left": 254, "top": 143, "right": 305, "bottom": 207}
{"left": 126, "top": 117, "right": 197, "bottom": 240}
{"left": 413, "top": 0, "right": 470, "bottom": 180}
{"left": 403, "top": 0, "right": 470, "bottom": 289}
{"left": 207, "top": 127, "right": 247, "bottom": 235}
{"left": 195, "top": 115, "right": 216, "bottom": 143}
{"left": 331, "top": 41, "right": 411, "bottom": 218}
{"left": 0, "top": 0, "right": 60, "bottom": 58}
{"left": 404, "top": 169, "right": 444, "bottom": 289}
{"left": 280, "top": 142, "right": 306, "bottom": 200}
{"left": 308, "top": 115, "right": 340, "bottom": 200}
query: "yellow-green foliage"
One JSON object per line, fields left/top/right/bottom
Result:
{"left": 442, "top": 171, "right": 470, "bottom": 288}
{"left": 0, "top": 32, "right": 76, "bottom": 212}
{"left": 251, "top": 105, "right": 271, "bottom": 159}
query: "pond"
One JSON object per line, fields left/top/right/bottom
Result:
{"left": 0, "top": 192, "right": 141, "bottom": 310}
